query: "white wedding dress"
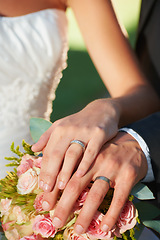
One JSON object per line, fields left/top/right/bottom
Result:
{"left": 0, "top": 9, "right": 68, "bottom": 179}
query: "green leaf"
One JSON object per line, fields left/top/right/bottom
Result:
{"left": 30, "top": 117, "right": 52, "bottom": 143}
{"left": 131, "top": 182, "right": 155, "bottom": 200}
{"left": 134, "top": 223, "right": 145, "bottom": 240}
{"left": 142, "top": 220, "right": 160, "bottom": 234}
{"left": 135, "top": 201, "right": 160, "bottom": 221}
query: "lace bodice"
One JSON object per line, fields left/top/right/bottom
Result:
{"left": 0, "top": 9, "right": 68, "bottom": 178}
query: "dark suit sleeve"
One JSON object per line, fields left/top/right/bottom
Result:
{"left": 126, "top": 112, "right": 160, "bottom": 204}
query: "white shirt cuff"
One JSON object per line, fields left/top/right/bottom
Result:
{"left": 119, "top": 127, "right": 155, "bottom": 182}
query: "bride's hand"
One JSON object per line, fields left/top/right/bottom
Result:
{"left": 32, "top": 98, "right": 120, "bottom": 192}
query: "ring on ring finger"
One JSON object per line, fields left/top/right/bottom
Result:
{"left": 94, "top": 176, "right": 112, "bottom": 188}
{"left": 70, "top": 140, "right": 86, "bottom": 153}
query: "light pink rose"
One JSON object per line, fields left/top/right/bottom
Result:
{"left": 10, "top": 205, "right": 28, "bottom": 224}
{"left": 2, "top": 221, "right": 16, "bottom": 231}
{"left": 17, "top": 155, "right": 33, "bottom": 176}
{"left": 5, "top": 228, "right": 20, "bottom": 240}
{"left": 17, "top": 155, "right": 42, "bottom": 176}
{"left": 34, "top": 192, "right": 44, "bottom": 212}
{"left": 0, "top": 198, "right": 12, "bottom": 216}
{"left": 33, "top": 215, "right": 57, "bottom": 238}
{"left": 17, "top": 168, "right": 38, "bottom": 195}
{"left": 33, "top": 157, "right": 42, "bottom": 169}
{"left": 63, "top": 226, "right": 90, "bottom": 240}
{"left": 20, "top": 234, "right": 46, "bottom": 240}
{"left": 116, "top": 200, "right": 138, "bottom": 234}
{"left": 87, "top": 211, "right": 115, "bottom": 240}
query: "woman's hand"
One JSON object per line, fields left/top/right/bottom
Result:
{"left": 41, "top": 131, "right": 147, "bottom": 234}
{"left": 32, "top": 98, "right": 120, "bottom": 192}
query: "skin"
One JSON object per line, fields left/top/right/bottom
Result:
{"left": 0, "top": 0, "right": 159, "bottom": 234}
{"left": 40, "top": 132, "right": 148, "bottom": 234}
{"left": 0, "top": 0, "right": 66, "bottom": 16}
{"left": 32, "top": 0, "right": 159, "bottom": 204}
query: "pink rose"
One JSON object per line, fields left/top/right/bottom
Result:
{"left": 17, "top": 155, "right": 34, "bottom": 176}
{"left": 5, "top": 228, "right": 20, "bottom": 240}
{"left": 17, "top": 155, "right": 42, "bottom": 176}
{"left": 2, "top": 221, "right": 16, "bottom": 231}
{"left": 17, "top": 168, "right": 38, "bottom": 195}
{"left": 20, "top": 234, "right": 46, "bottom": 240}
{"left": 63, "top": 226, "right": 90, "bottom": 240}
{"left": 33, "top": 215, "right": 57, "bottom": 238}
{"left": 33, "top": 157, "right": 42, "bottom": 169}
{"left": 77, "top": 188, "right": 89, "bottom": 207}
{"left": 20, "top": 235, "right": 36, "bottom": 240}
{"left": 73, "top": 188, "right": 89, "bottom": 213}
{"left": 116, "top": 200, "right": 138, "bottom": 234}
{"left": 34, "top": 192, "right": 44, "bottom": 212}
{"left": 87, "top": 211, "right": 115, "bottom": 240}
{"left": 0, "top": 198, "right": 12, "bottom": 216}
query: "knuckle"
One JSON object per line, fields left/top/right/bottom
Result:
{"left": 86, "top": 147, "right": 96, "bottom": 158}
{"left": 113, "top": 198, "right": 124, "bottom": 210}
{"left": 55, "top": 205, "right": 66, "bottom": 218}
{"left": 54, "top": 124, "right": 66, "bottom": 136}
{"left": 125, "top": 165, "right": 137, "bottom": 180}
{"left": 89, "top": 191, "right": 104, "bottom": 204}
{"left": 67, "top": 179, "right": 80, "bottom": 195}
{"left": 40, "top": 172, "right": 56, "bottom": 186}
{"left": 39, "top": 133, "right": 47, "bottom": 142}
{"left": 59, "top": 171, "right": 68, "bottom": 181}
{"left": 52, "top": 149, "right": 62, "bottom": 160}
{"left": 108, "top": 156, "right": 121, "bottom": 170}
{"left": 66, "top": 148, "right": 78, "bottom": 159}
{"left": 108, "top": 214, "right": 118, "bottom": 225}
{"left": 43, "top": 151, "right": 50, "bottom": 162}
{"left": 94, "top": 126, "right": 106, "bottom": 138}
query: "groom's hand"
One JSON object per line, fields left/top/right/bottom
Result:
{"left": 41, "top": 132, "right": 148, "bottom": 233}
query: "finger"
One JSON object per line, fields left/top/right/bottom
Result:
{"left": 100, "top": 178, "right": 134, "bottom": 232}
{"left": 31, "top": 126, "right": 53, "bottom": 152}
{"left": 74, "top": 177, "right": 110, "bottom": 234}
{"left": 39, "top": 132, "right": 71, "bottom": 192}
{"left": 76, "top": 130, "right": 106, "bottom": 177}
{"left": 57, "top": 143, "right": 84, "bottom": 190}
{"left": 42, "top": 183, "right": 60, "bottom": 212}
{"left": 51, "top": 171, "right": 93, "bottom": 229}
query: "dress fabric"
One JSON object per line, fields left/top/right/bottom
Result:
{"left": 0, "top": 9, "right": 68, "bottom": 178}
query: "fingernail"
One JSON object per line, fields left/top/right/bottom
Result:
{"left": 39, "top": 180, "right": 44, "bottom": 189}
{"left": 44, "top": 183, "right": 50, "bottom": 192}
{"left": 101, "top": 224, "right": 109, "bottom": 232}
{"left": 76, "top": 169, "right": 84, "bottom": 177}
{"left": 74, "top": 224, "right": 84, "bottom": 234}
{"left": 58, "top": 181, "right": 65, "bottom": 189}
{"left": 52, "top": 217, "right": 62, "bottom": 228}
{"left": 42, "top": 201, "right": 50, "bottom": 211}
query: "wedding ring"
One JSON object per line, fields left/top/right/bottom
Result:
{"left": 94, "top": 176, "right": 111, "bottom": 188}
{"left": 70, "top": 140, "right": 86, "bottom": 152}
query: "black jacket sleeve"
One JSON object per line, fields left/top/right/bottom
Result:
{"left": 127, "top": 112, "right": 160, "bottom": 205}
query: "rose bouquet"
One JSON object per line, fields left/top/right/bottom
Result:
{"left": 0, "top": 118, "right": 160, "bottom": 240}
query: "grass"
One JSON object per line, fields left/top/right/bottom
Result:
{"left": 50, "top": 0, "right": 141, "bottom": 122}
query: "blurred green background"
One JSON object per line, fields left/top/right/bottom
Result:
{"left": 50, "top": 0, "right": 141, "bottom": 122}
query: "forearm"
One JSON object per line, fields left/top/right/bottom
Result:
{"left": 113, "top": 86, "right": 160, "bottom": 127}
{"left": 68, "top": 0, "right": 160, "bottom": 125}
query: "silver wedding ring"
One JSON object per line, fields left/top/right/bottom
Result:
{"left": 94, "top": 176, "right": 112, "bottom": 188}
{"left": 70, "top": 140, "right": 86, "bottom": 152}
